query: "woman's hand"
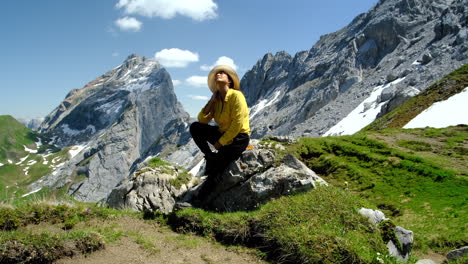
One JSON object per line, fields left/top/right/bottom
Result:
{"left": 203, "top": 91, "right": 219, "bottom": 115}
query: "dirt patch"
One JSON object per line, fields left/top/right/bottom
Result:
{"left": 56, "top": 216, "right": 265, "bottom": 264}
{"left": 415, "top": 250, "right": 447, "bottom": 264}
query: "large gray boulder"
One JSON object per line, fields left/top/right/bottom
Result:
{"left": 107, "top": 166, "right": 195, "bottom": 214}
{"left": 180, "top": 144, "right": 327, "bottom": 212}
{"left": 447, "top": 246, "right": 468, "bottom": 261}
{"left": 208, "top": 153, "right": 327, "bottom": 211}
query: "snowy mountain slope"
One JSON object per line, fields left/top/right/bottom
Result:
{"left": 365, "top": 64, "right": 468, "bottom": 131}
{"left": 404, "top": 87, "right": 468, "bottom": 128}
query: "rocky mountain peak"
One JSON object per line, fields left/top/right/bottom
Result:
{"left": 32, "top": 54, "right": 190, "bottom": 202}
{"left": 241, "top": 0, "right": 467, "bottom": 138}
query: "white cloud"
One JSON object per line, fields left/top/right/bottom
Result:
{"left": 186, "top": 76, "right": 207, "bottom": 87}
{"left": 172, "top": 80, "right": 181, "bottom": 86}
{"left": 155, "top": 48, "right": 199, "bottom": 68}
{"left": 188, "top": 95, "right": 209, "bottom": 100}
{"left": 116, "top": 0, "right": 218, "bottom": 21}
{"left": 115, "top": 16, "right": 142, "bottom": 32}
{"left": 200, "top": 56, "right": 238, "bottom": 71}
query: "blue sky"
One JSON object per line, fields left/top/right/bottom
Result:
{"left": 0, "top": 0, "right": 378, "bottom": 119}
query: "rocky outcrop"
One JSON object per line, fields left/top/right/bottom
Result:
{"left": 191, "top": 151, "right": 326, "bottom": 212}
{"left": 241, "top": 0, "right": 468, "bottom": 138}
{"left": 29, "top": 54, "right": 190, "bottom": 202}
{"left": 107, "top": 139, "right": 327, "bottom": 213}
{"left": 180, "top": 140, "right": 327, "bottom": 212}
{"left": 107, "top": 165, "right": 195, "bottom": 214}
{"left": 359, "top": 208, "right": 414, "bottom": 262}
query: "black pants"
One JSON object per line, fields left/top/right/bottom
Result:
{"left": 190, "top": 122, "right": 249, "bottom": 205}
{"left": 190, "top": 122, "right": 249, "bottom": 177}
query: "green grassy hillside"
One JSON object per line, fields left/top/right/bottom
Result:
{"left": 0, "top": 115, "right": 70, "bottom": 202}
{"left": 0, "top": 115, "right": 38, "bottom": 162}
{"left": 365, "top": 64, "right": 468, "bottom": 131}
{"left": 169, "top": 126, "right": 467, "bottom": 263}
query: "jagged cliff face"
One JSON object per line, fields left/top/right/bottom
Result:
{"left": 242, "top": 0, "right": 468, "bottom": 137}
{"left": 33, "top": 55, "right": 191, "bottom": 202}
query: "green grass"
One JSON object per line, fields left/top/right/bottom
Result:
{"left": 0, "top": 115, "right": 38, "bottom": 162}
{"left": 0, "top": 144, "right": 71, "bottom": 203}
{"left": 144, "top": 157, "right": 193, "bottom": 189}
{"left": 169, "top": 186, "right": 396, "bottom": 264}
{"left": 293, "top": 132, "right": 467, "bottom": 253}
{"left": 148, "top": 157, "right": 170, "bottom": 168}
{"left": 0, "top": 202, "right": 132, "bottom": 263}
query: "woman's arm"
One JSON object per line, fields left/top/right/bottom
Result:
{"left": 198, "top": 92, "right": 220, "bottom": 123}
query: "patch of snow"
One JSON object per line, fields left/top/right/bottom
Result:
{"left": 27, "top": 160, "right": 37, "bottom": 166}
{"left": 412, "top": 60, "right": 421, "bottom": 65}
{"left": 52, "top": 162, "right": 66, "bottom": 169}
{"left": 95, "top": 99, "right": 124, "bottom": 114}
{"left": 189, "top": 159, "right": 205, "bottom": 177}
{"left": 36, "top": 138, "right": 43, "bottom": 148}
{"left": 43, "top": 160, "right": 49, "bottom": 165}
{"left": 323, "top": 78, "right": 406, "bottom": 136}
{"left": 61, "top": 124, "right": 96, "bottom": 136}
{"left": 8, "top": 159, "right": 13, "bottom": 164}
{"left": 52, "top": 156, "right": 61, "bottom": 164}
{"left": 250, "top": 91, "right": 282, "bottom": 119}
{"left": 16, "top": 155, "right": 30, "bottom": 165}
{"left": 21, "top": 188, "right": 42, "bottom": 198}
{"left": 42, "top": 152, "right": 53, "bottom": 158}
{"left": 23, "top": 167, "right": 29, "bottom": 175}
{"left": 69, "top": 145, "right": 87, "bottom": 159}
{"left": 0, "top": 162, "right": 4, "bottom": 167}
{"left": 122, "top": 80, "right": 153, "bottom": 92}
{"left": 404, "top": 87, "right": 468, "bottom": 129}
{"left": 92, "top": 81, "right": 104, "bottom": 87}
{"left": 24, "top": 145, "right": 38, "bottom": 153}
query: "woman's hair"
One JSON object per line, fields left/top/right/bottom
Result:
{"left": 227, "top": 74, "right": 234, "bottom": 88}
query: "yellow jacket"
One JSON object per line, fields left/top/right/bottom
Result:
{"left": 198, "top": 89, "right": 250, "bottom": 146}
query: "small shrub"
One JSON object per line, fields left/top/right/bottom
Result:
{"left": 148, "top": 157, "right": 170, "bottom": 168}
{"left": 74, "top": 233, "right": 105, "bottom": 254}
{"left": 0, "top": 207, "right": 21, "bottom": 231}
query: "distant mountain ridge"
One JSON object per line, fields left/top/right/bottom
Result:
{"left": 31, "top": 54, "right": 191, "bottom": 202}
{"left": 241, "top": 0, "right": 468, "bottom": 138}
{"left": 16, "top": 117, "right": 44, "bottom": 131}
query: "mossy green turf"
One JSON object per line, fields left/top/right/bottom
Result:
{"left": 293, "top": 129, "right": 467, "bottom": 252}
{"left": 147, "top": 157, "right": 192, "bottom": 189}
{"left": 0, "top": 203, "right": 132, "bottom": 263}
{"left": 171, "top": 186, "right": 393, "bottom": 264}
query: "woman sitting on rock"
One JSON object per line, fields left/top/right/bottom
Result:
{"left": 190, "top": 65, "right": 250, "bottom": 199}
